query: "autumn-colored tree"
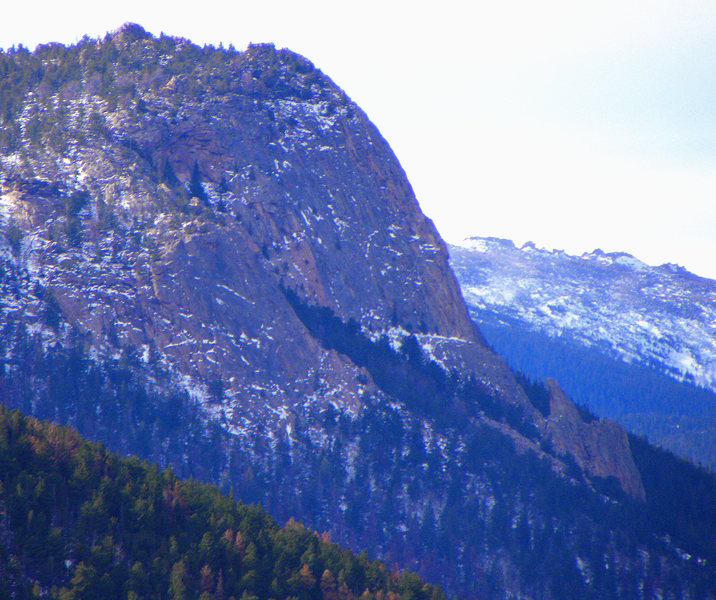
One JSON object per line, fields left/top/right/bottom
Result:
{"left": 200, "top": 564, "right": 214, "bottom": 593}
{"left": 321, "top": 568, "right": 339, "bottom": 600}
{"left": 299, "top": 563, "right": 316, "bottom": 588}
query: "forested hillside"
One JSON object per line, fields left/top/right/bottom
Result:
{"left": 475, "top": 316, "right": 716, "bottom": 469}
{"left": 2, "top": 300, "right": 715, "bottom": 600}
{"left": 0, "top": 403, "right": 445, "bottom": 600}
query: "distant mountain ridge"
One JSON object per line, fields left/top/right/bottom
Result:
{"left": 452, "top": 237, "right": 716, "bottom": 391}
{"left": 450, "top": 236, "right": 716, "bottom": 468}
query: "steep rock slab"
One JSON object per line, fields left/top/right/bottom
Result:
{"left": 0, "top": 32, "right": 523, "bottom": 426}
{"left": 545, "top": 378, "right": 645, "bottom": 500}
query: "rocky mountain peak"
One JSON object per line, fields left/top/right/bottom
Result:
{"left": 0, "top": 28, "right": 494, "bottom": 426}
{"left": 0, "top": 25, "right": 650, "bottom": 494}
{"left": 451, "top": 236, "right": 716, "bottom": 392}
{"left": 110, "top": 22, "right": 152, "bottom": 45}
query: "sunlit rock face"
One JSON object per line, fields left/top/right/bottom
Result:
{"left": 0, "top": 26, "right": 508, "bottom": 427}
{"left": 544, "top": 379, "right": 645, "bottom": 500}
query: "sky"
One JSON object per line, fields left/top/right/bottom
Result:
{"left": 2, "top": 0, "right": 716, "bottom": 278}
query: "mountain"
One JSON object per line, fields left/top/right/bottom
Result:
{"left": 0, "top": 403, "right": 446, "bottom": 600}
{"left": 449, "top": 237, "right": 716, "bottom": 469}
{"left": 0, "top": 23, "right": 506, "bottom": 430}
{"left": 0, "top": 25, "right": 714, "bottom": 599}
{"left": 451, "top": 237, "right": 716, "bottom": 392}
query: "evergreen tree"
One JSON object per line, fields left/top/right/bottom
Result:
{"left": 189, "top": 160, "right": 208, "bottom": 204}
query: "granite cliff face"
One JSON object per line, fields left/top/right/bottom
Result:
{"left": 0, "top": 25, "right": 713, "bottom": 600}
{"left": 544, "top": 379, "right": 645, "bottom": 500}
{"left": 0, "top": 27, "right": 517, "bottom": 428}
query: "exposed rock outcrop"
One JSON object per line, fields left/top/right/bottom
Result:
{"left": 0, "top": 31, "right": 537, "bottom": 428}
{"left": 544, "top": 379, "right": 645, "bottom": 500}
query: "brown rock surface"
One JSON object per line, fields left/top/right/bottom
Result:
{"left": 0, "top": 30, "right": 643, "bottom": 489}
{"left": 544, "top": 378, "right": 645, "bottom": 499}
{"left": 0, "top": 37, "right": 530, "bottom": 427}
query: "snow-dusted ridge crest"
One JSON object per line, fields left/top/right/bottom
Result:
{"left": 451, "top": 236, "right": 716, "bottom": 393}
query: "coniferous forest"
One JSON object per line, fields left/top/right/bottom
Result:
{"left": 473, "top": 315, "right": 716, "bottom": 469}
{"left": 0, "top": 403, "right": 446, "bottom": 600}
{"left": 1, "top": 298, "right": 715, "bottom": 599}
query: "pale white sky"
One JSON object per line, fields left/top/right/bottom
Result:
{"left": 3, "top": 0, "right": 716, "bottom": 278}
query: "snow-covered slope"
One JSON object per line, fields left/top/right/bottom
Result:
{"left": 450, "top": 237, "right": 716, "bottom": 393}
